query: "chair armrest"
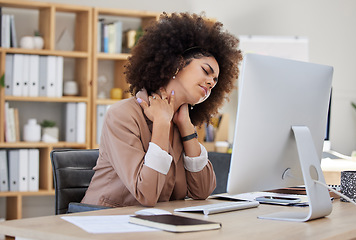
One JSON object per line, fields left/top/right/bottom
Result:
{"left": 67, "top": 202, "right": 111, "bottom": 213}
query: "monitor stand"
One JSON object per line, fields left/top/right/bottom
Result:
{"left": 258, "top": 126, "right": 333, "bottom": 222}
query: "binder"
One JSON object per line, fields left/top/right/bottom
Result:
{"left": 39, "top": 56, "right": 47, "bottom": 96}
{"left": 12, "top": 54, "right": 24, "bottom": 96}
{"left": 8, "top": 149, "right": 19, "bottom": 192}
{"left": 76, "top": 102, "right": 87, "bottom": 143}
{"left": 28, "top": 55, "right": 40, "bottom": 97}
{"left": 65, "top": 102, "right": 77, "bottom": 142}
{"left": 4, "top": 54, "right": 14, "bottom": 96}
{"left": 0, "top": 150, "right": 9, "bottom": 192}
{"left": 21, "top": 54, "right": 30, "bottom": 97}
{"left": 96, "top": 105, "right": 107, "bottom": 144}
{"left": 28, "top": 149, "right": 39, "bottom": 191}
{"left": 18, "top": 149, "right": 29, "bottom": 192}
{"left": 55, "top": 56, "right": 64, "bottom": 97}
{"left": 46, "top": 55, "right": 57, "bottom": 97}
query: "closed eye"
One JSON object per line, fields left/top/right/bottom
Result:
{"left": 201, "top": 67, "right": 208, "bottom": 74}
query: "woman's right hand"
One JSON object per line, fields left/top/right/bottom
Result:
{"left": 138, "top": 88, "right": 175, "bottom": 124}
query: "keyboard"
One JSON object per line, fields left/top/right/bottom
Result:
{"left": 174, "top": 201, "right": 259, "bottom": 215}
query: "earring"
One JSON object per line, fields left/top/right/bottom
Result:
{"left": 172, "top": 68, "right": 179, "bottom": 79}
{"left": 190, "top": 105, "right": 194, "bottom": 110}
{"left": 172, "top": 76, "right": 176, "bottom": 79}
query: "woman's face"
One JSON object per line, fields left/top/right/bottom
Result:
{"left": 170, "top": 56, "right": 219, "bottom": 105}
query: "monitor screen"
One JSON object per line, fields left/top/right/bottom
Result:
{"left": 227, "top": 53, "right": 333, "bottom": 221}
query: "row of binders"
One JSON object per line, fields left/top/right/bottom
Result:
{"left": 97, "top": 19, "right": 123, "bottom": 54}
{"left": 1, "top": 13, "right": 17, "bottom": 48}
{"left": 4, "top": 54, "right": 64, "bottom": 97}
{"left": 0, "top": 149, "right": 39, "bottom": 192}
{"left": 65, "top": 102, "right": 87, "bottom": 143}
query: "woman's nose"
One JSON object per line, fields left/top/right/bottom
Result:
{"left": 206, "top": 77, "right": 216, "bottom": 89}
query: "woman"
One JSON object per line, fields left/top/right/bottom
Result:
{"left": 81, "top": 12, "right": 242, "bottom": 207}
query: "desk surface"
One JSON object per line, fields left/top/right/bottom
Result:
{"left": 0, "top": 199, "right": 355, "bottom": 240}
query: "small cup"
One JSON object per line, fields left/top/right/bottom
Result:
{"left": 340, "top": 170, "right": 356, "bottom": 202}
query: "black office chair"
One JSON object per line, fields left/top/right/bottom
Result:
{"left": 208, "top": 152, "right": 232, "bottom": 195}
{"left": 50, "top": 149, "right": 110, "bottom": 215}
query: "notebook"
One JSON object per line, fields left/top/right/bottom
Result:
{"left": 129, "top": 214, "right": 221, "bottom": 232}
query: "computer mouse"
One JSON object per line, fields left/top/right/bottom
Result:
{"left": 134, "top": 208, "right": 171, "bottom": 216}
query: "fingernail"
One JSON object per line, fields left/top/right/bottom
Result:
{"left": 137, "top": 98, "right": 142, "bottom": 103}
{"left": 172, "top": 90, "right": 175, "bottom": 95}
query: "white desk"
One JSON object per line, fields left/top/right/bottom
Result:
{"left": 0, "top": 198, "right": 356, "bottom": 240}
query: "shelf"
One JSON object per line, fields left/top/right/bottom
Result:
{"left": 0, "top": 190, "right": 55, "bottom": 197}
{"left": 4, "top": 96, "right": 89, "bottom": 103}
{"left": 0, "top": 141, "right": 87, "bottom": 148}
{"left": 1, "top": 48, "right": 90, "bottom": 58}
{"left": 97, "top": 52, "right": 130, "bottom": 60}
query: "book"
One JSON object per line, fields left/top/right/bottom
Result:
{"left": 129, "top": 214, "right": 221, "bottom": 233}
{"left": 9, "top": 14, "right": 17, "bottom": 48}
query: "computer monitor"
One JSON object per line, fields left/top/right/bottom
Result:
{"left": 227, "top": 53, "right": 333, "bottom": 221}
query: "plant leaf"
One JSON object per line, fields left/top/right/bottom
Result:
{"left": 0, "top": 73, "right": 5, "bottom": 88}
{"left": 351, "top": 102, "right": 356, "bottom": 110}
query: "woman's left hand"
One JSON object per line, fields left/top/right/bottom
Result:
{"left": 173, "top": 104, "right": 195, "bottom": 135}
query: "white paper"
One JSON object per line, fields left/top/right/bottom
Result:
{"left": 61, "top": 215, "right": 158, "bottom": 234}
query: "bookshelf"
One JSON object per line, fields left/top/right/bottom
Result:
{"left": 91, "top": 8, "right": 159, "bottom": 148}
{"left": 0, "top": 0, "right": 92, "bottom": 220}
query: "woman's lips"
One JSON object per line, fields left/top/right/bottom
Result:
{"left": 200, "top": 85, "right": 208, "bottom": 96}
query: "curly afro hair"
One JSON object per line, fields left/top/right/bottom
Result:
{"left": 125, "top": 12, "right": 242, "bottom": 126}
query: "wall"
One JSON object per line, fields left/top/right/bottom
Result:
{"left": 189, "top": 0, "right": 356, "bottom": 155}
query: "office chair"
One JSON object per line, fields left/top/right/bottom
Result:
{"left": 208, "top": 152, "right": 231, "bottom": 194}
{"left": 50, "top": 149, "right": 110, "bottom": 214}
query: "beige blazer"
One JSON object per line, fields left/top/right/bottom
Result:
{"left": 81, "top": 96, "right": 216, "bottom": 207}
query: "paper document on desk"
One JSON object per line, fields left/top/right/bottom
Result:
{"left": 214, "top": 192, "right": 309, "bottom": 206}
{"left": 61, "top": 215, "right": 158, "bottom": 233}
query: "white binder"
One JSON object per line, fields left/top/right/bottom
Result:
{"left": 21, "top": 54, "right": 30, "bottom": 97}
{"left": 28, "top": 149, "right": 39, "bottom": 191}
{"left": 12, "top": 54, "right": 24, "bottom": 96}
{"left": 0, "top": 150, "right": 9, "bottom": 192}
{"left": 96, "top": 105, "right": 107, "bottom": 144}
{"left": 8, "top": 149, "right": 19, "bottom": 192}
{"left": 55, "top": 56, "right": 64, "bottom": 97}
{"left": 4, "top": 54, "right": 14, "bottom": 96}
{"left": 28, "top": 55, "right": 40, "bottom": 97}
{"left": 18, "top": 149, "right": 29, "bottom": 192}
{"left": 39, "top": 56, "right": 47, "bottom": 96}
{"left": 76, "top": 102, "right": 87, "bottom": 143}
{"left": 46, "top": 55, "right": 57, "bottom": 97}
{"left": 65, "top": 102, "right": 77, "bottom": 142}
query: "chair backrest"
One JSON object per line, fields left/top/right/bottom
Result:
{"left": 208, "top": 152, "right": 232, "bottom": 195}
{"left": 50, "top": 149, "right": 99, "bottom": 215}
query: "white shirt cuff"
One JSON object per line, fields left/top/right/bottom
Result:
{"left": 183, "top": 143, "right": 208, "bottom": 172}
{"left": 144, "top": 142, "right": 173, "bottom": 175}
